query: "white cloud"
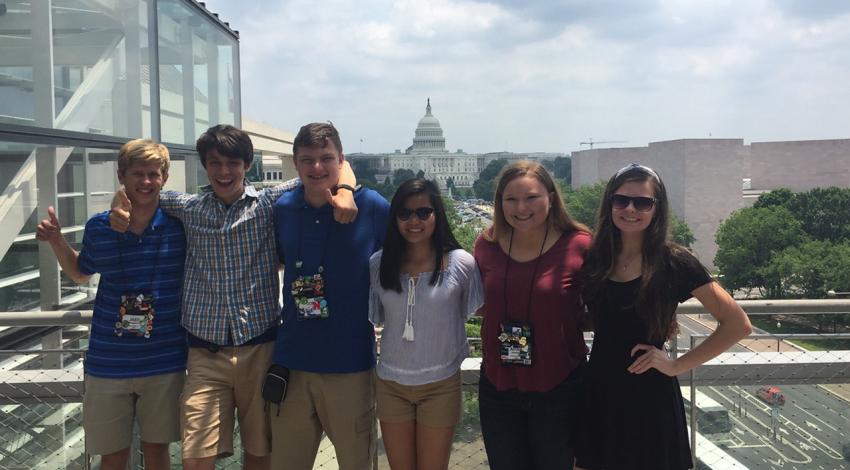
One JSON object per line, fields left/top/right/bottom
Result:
{"left": 202, "top": 0, "right": 850, "bottom": 153}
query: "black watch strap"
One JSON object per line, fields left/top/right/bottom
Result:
{"left": 333, "top": 183, "right": 360, "bottom": 194}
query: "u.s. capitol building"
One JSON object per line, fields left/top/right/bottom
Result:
{"left": 347, "top": 99, "right": 561, "bottom": 190}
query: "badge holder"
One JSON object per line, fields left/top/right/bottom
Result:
{"left": 291, "top": 273, "right": 329, "bottom": 320}
{"left": 498, "top": 321, "right": 533, "bottom": 366}
{"left": 115, "top": 293, "right": 155, "bottom": 338}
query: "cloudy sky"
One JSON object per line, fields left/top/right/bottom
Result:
{"left": 202, "top": 0, "right": 850, "bottom": 154}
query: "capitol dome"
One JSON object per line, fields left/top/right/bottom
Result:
{"left": 411, "top": 98, "right": 448, "bottom": 153}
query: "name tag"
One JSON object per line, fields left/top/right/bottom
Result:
{"left": 292, "top": 274, "right": 329, "bottom": 320}
{"left": 115, "top": 293, "right": 155, "bottom": 338}
{"left": 498, "top": 321, "right": 533, "bottom": 366}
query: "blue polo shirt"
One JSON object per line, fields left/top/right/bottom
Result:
{"left": 272, "top": 187, "right": 389, "bottom": 373}
{"left": 78, "top": 209, "right": 187, "bottom": 378}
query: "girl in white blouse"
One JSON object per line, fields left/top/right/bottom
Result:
{"left": 369, "top": 178, "right": 484, "bottom": 470}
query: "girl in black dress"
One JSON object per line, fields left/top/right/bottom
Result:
{"left": 574, "top": 163, "right": 752, "bottom": 470}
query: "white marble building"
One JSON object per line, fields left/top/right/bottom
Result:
{"left": 348, "top": 99, "right": 562, "bottom": 191}
{"left": 383, "top": 99, "right": 479, "bottom": 189}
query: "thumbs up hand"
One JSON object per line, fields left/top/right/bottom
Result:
{"left": 109, "top": 189, "right": 132, "bottom": 233}
{"left": 36, "top": 206, "right": 63, "bottom": 242}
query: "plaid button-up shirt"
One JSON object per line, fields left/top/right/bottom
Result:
{"left": 160, "top": 180, "right": 299, "bottom": 345}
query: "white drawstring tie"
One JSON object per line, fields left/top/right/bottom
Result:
{"left": 403, "top": 276, "right": 416, "bottom": 341}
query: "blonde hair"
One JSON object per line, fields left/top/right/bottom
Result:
{"left": 117, "top": 139, "right": 170, "bottom": 174}
{"left": 485, "top": 160, "right": 589, "bottom": 242}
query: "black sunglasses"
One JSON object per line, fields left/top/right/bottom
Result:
{"left": 397, "top": 207, "right": 435, "bottom": 221}
{"left": 610, "top": 194, "right": 657, "bottom": 212}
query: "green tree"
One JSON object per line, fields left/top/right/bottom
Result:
{"left": 393, "top": 168, "right": 416, "bottom": 185}
{"left": 753, "top": 188, "right": 794, "bottom": 209}
{"left": 553, "top": 156, "right": 572, "bottom": 185}
{"left": 670, "top": 215, "right": 696, "bottom": 248}
{"left": 478, "top": 159, "right": 508, "bottom": 182}
{"left": 762, "top": 240, "right": 850, "bottom": 299}
{"left": 350, "top": 160, "right": 378, "bottom": 184}
{"left": 454, "top": 220, "right": 486, "bottom": 253}
{"left": 446, "top": 177, "right": 456, "bottom": 195}
{"left": 471, "top": 159, "right": 509, "bottom": 202}
{"left": 562, "top": 181, "right": 606, "bottom": 228}
{"left": 416, "top": 169, "right": 426, "bottom": 179}
{"left": 379, "top": 176, "right": 396, "bottom": 199}
{"left": 786, "top": 187, "right": 850, "bottom": 242}
{"left": 714, "top": 206, "right": 806, "bottom": 295}
{"left": 472, "top": 179, "right": 496, "bottom": 202}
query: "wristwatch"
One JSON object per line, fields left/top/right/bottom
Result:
{"left": 332, "top": 183, "right": 361, "bottom": 195}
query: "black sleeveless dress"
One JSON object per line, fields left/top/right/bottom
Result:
{"left": 574, "top": 252, "right": 711, "bottom": 470}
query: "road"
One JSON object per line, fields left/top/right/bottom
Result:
{"left": 678, "top": 315, "right": 850, "bottom": 469}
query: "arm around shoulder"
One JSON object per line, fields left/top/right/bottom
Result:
{"left": 328, "top": 161, "right": 358, "bottom": 223}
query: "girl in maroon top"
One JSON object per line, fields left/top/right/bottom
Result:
{"left": 473, "top": 161, "right": 591, "bottom": 470}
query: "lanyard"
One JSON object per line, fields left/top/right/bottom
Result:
{"left": 501, "top": 227, "right": 548, "bottom": 323}
{"left": 294, "top": 208, "right": 332, "bottom": 275}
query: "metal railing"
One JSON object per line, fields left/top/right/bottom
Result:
{"left": 1, "top": 300, "right": 849, "bottom": 469}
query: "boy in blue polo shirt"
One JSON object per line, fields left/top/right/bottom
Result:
{"left": 36, "top": 139, "right": 186, "bottom": 470}
{"left": 269, "top": 122, "right": 389, "bottom": 470}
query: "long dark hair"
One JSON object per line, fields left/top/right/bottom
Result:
{"left": 582, "top": 164, "right": 701, "bottom": 343}
{"left": 380, "top": 178, "right": 462, "bottom": 292}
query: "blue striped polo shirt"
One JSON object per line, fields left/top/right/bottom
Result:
{"left": 78, "top": 209, "right": 187, "bottom": 378}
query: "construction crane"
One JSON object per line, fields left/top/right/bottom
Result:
{"left": 579, "top": 138, "right": 627, "bottom": 149}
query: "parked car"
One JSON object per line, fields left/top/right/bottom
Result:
{"left": 756, "top": 386, "right": 786, "bottom": 406}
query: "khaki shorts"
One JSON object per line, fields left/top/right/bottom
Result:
{"left": 83, "top": 372, "right": 184, "bottom": 455}
{"left": 181, "top": 342, "right": 273, "bottom": 459}
{"left": 376, "top": 371, "right": 462, "bottom": 428}
{"left": 270, "top": 369, "right": 376, "bottom": 470}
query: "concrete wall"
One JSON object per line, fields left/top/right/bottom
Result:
{"left": 243, "top": 118, "right": 297, "bottom": 181}
{"left": 572, "top": 139, "right": 745, "bottom": 269}
{"left": 748, "top": 139, "right": 850, "bottom": 191}
{"left": 678, "top": 139, "right": 746, "bottom": 266}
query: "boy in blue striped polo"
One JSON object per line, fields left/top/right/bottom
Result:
{"left": 36, "top": 139, "right": 186, "bottom": 470}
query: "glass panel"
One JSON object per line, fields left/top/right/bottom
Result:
{"left": 0, "top": 140, "right": 123, "bottom": 311}
{"left": 157, "top": 0, "right": 238, "bottom": 145}
{"left": 0, "top": 277, "right": 40, "bottom": 311}
{"left": 0, "top": 1, "right": 34, "bottom": 125}
{"left": 51, "top": 0, "right": 152, "bottom": 138}
{"left": 210, "top": 27, "right": 238, "bottom": 128}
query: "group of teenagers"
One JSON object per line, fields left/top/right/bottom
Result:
{"left": 36, "top": 120, "right": 752, "bottom": 470}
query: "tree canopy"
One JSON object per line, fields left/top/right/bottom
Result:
{"left": 714, "top": 205, "right": 806, "bottom": 295}
{"left": 717, "top": 187, "right": 850, "bottom": 297}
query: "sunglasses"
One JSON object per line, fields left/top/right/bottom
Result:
{"left": 397, "top": 207, "right": 435, "bottom": 221}
{"left": 610, "top": 194, "right": 657, "bottom": 212}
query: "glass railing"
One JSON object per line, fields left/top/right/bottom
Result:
{"left": 1, "top": 306, "right": 848, "bottom": 469}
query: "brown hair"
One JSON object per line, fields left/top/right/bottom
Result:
{"left": 581, "top": 164, "right": 707, "bottom": 343}
{"left": 484, "top": 160, "right": 589, "bottom": 243}
{"left": 293, "top": 122, "right": 343, "bottom": 156}
{"left": 117, "top": 139, "right": 170, "bottom": 175}
{"left": 196, "top": 124, "right": 254, "bottom": 168}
